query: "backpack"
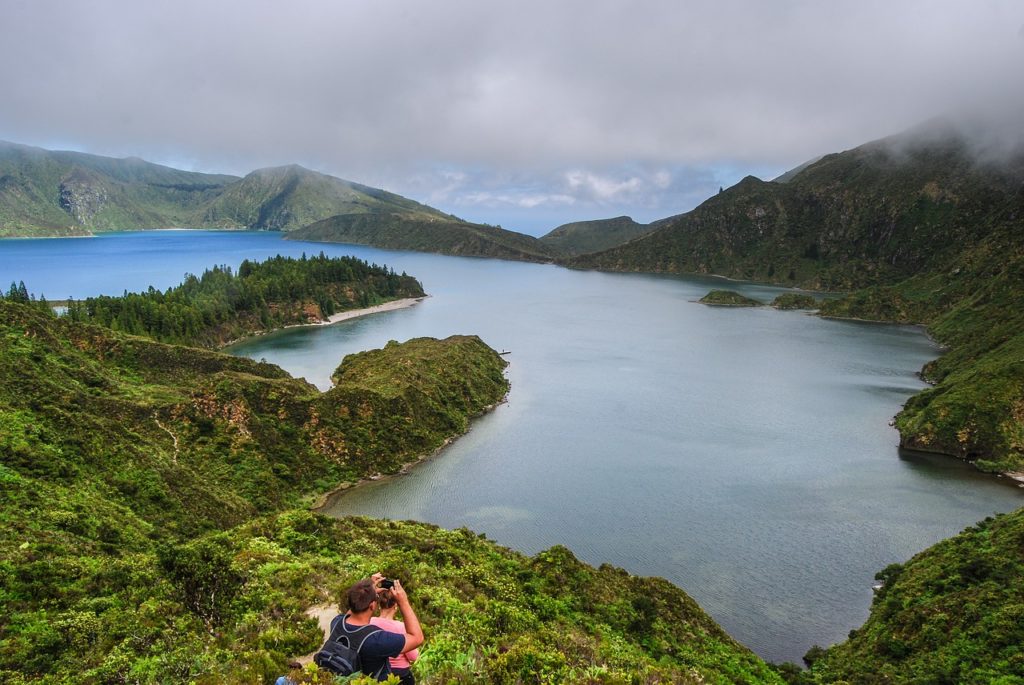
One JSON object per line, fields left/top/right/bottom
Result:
{"left": 312, "top": 616, "right": 383, "bottom": 677}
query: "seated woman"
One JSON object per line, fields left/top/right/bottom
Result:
{"left": 370, "top": 588, "right": 420, "bottom": 684}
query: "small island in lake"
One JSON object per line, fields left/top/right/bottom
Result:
{"left": 699, "top": 289, "right": 764, "bottom": 307}
{"left": 771, "top": 292, "right": 819, "bottom": 310}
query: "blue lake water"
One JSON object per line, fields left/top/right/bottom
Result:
{"left": 3, "top": 230, "right": 1021, "bottom": 664}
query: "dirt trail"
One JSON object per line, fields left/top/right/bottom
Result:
{"left": 296, "top": 603, "right": 339, "bottom": 665}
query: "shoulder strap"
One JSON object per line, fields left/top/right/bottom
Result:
{"left": 321, "top": 614, "right": 389, "bottom": 677}
{"left": 329, "top": 614, "right": 382, "bottom": 650}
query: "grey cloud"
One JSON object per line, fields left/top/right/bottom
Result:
{"left": 1, "top": 0, "right": 1022, "bottom": 226}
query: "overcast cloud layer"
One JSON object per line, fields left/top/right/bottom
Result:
{"left": 2, "top": 0, "right": 1022, "bottom": 233}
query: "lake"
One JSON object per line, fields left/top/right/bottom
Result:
{"left": 4, "top": 229, "right": 1021, "bottom": 664}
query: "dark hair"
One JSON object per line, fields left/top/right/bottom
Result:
{"left": 377, "top": 588, "right": 397, "bottom": 609}
{"left": 347, "top": 579, "right": 378, "bottom": 613}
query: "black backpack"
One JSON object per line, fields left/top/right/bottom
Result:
{"left": 313, "top": 616, "right": 384, "bottom": 677}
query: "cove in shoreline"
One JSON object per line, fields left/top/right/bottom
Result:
{"left": 221, "top": 296, "right": 426, "bottom": 349}
{"left": 309, "top": 395, "right": 508, "bottom": 512}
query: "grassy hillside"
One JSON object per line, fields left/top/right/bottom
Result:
{"left": 0, "top": 300, "right": 784, "bottom": 683}
{"left": 0, "top": 141, "right": 237, "bottom": 236}
{"left": 0, "top": 143, "right": 466, "bottom": 238}
{"left": 571, "top": 123, "right": 1023, "bottom": 290}
{"left": 570, "top": 121, "right": 1024, "bottom": 474}
{"left": 194, "top": 165, "right": 456, "bottom": 232}
{"left": 288, "top": 212, "right": 555, "bottom": 262}
{"left": 799, "top": 507, "right": 1024, "bottom": 685}
{"left": 539, "top": 215, "right": 656, "bottom": 257}
{"left": 0, "top": 301, "right": 508, "bottom": 531}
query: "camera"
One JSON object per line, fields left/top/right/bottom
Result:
{"left": 379, "top": 578, "right": 395, "bottom": 589}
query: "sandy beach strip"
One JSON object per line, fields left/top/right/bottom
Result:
{"left": 220, "top": 297, "right": 425, "bottom": 349}
{"left": 316, "top": 296, "right": 424, "bottom": 326}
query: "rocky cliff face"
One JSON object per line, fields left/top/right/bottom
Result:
{"left": 58, "top": 168, "right": 108, "bottom": 225}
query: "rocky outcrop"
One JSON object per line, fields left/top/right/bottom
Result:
{"left": 58, "top": 168, "right": 108, "bottom": 225}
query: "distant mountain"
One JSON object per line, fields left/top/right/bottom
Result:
{"left": 288, "top": 212, "right": 556, "bottom": 262}
{"left": 571, "top": 120, "right": 1024, "bottom": 291}
{"left": 570, "top": 119, "right": 1024, "bottom": 475}
{"left": 0, "top": 141, "right": 236, "bottom": 236}
{"left": 0, "top": 142, "right": 461, "bottom": 237}
{"left": 195, "top": 164, "right": 455, "bottom": 232}
{"left": 538, "top": 215, "right": 657, "bottom": 257}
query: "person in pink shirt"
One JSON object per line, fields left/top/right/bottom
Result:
{"left": 370, "top": 588, "right": 420, "bottom": 684}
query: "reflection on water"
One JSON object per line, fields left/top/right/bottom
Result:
{"left": 4, "top": 230, "right": 1021, "bottom": 665}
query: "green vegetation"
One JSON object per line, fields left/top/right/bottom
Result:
{"left": 288, "top": 212, "right": 554, "bottom": 263}
{"left": 60, "top": 253, "right": 424, "bottom": 348}
{"left": 816, "top": 217, "right": 1024, "bottom": 473}
{"left": 0, "top": 143, "right": 460, "bottom": 237}
{"left": 797, "top": 508, "right": 1024, "bottom": 684}
{"left": 771, "top": 293, "right": 818, "bottom": 310}
{"left": 1, "top": 508, "right": 785, "bottom": 685}
{"left": 0, "top": 141, "right": 236, "bottom": 236}
{"left": 195, "top": 165, "right": 457, "bottom": 233}
{"left": 0, "top": 299, "right": 508, "bottom": 532}
{"left": 0, "top": 299, "right": 509, "bottom": 681}
{"left": 571, "top": 121, "right": 1024, "bottom": 474}
{"left": 539, "top": 216, "right": 656, "bottom": 258}
{"left": 699, "top": 290, "right": 764, "bottom": 307}
{"left": 0, "top": 299, "right": 785, "bottom": 683}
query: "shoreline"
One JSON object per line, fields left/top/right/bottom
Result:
{"left": 221, "top": 296, "right": 426, "bottom": 348}
{"left": 315, "top": 296, "right": 425, "bottom": 327}
{"left": 309, "top": 395, "right": 508, "bottom": 512}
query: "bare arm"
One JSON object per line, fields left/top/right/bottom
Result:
{"left": 390, "top": 580, "right": 423, "bottom": 653}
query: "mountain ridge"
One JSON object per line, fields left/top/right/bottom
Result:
{"left": 288, "top": 211, "right": 556, "bottom": 262}
{"left": 538, "top": 214, "right": 658, "bottom": 257}
{"left": 0, "top": 141, "right": 458, "bottom": 237}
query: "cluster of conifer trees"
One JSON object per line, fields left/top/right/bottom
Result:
{"left": 3, "top": 280, "right": 42, "bottom": 304}
{"left": 1, "top": 281, "right": 53, "bottom": 313}
{"left": 60, "top": 253, "right": 424, "bottom": 347}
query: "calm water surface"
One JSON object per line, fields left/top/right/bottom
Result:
{"left": 4, "top": 230, "right": 1021, "bottom": 664}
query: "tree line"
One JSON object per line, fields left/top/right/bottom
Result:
{"left": 27, "top": 253, "right": 425, "bottom": 348}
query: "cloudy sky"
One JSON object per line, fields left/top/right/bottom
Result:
{"left": 2, "top": 0, "right": 1022, "bottom": 234}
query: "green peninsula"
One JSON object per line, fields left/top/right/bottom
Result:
{"left": 62, "top": 253, "right": 424, "bottom": 349}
